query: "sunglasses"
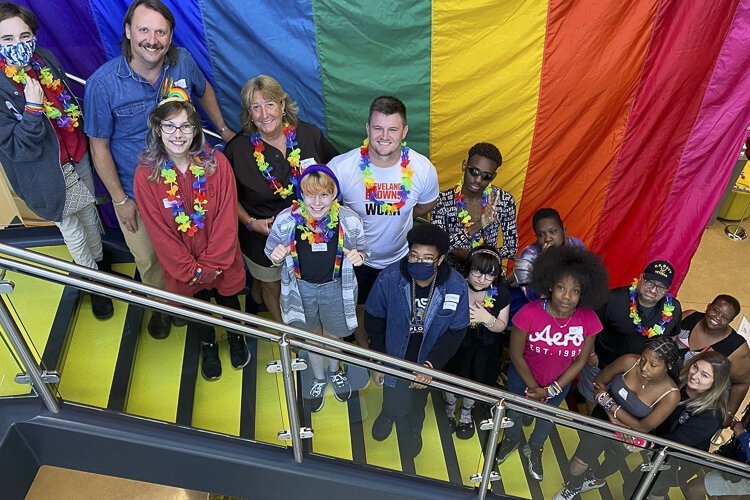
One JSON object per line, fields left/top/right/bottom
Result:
{"left": 467, "top": 166, "right": 496, "bottom": 182}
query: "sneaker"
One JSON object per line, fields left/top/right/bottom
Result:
{"left": 228, "top": 333, "right": 251, "bottom": 369}
{"left": 581, "top": 470, "right": 605, "bottom": 492}
{"left": 372, "top": 413, "right": 395, "bottom": 441}
{"left": 201, "top": 342, "right": 222, "bottom": 381}
{"left": 522, "top": 414, "right": 533, "bottom": 426}
{"left": 308, "top": 378, "right": 327, "bottom": 412}
{"left": 90, "top": 294, "right": 114, "bottom": 320}
{"left": 147, "top": 311, "right": 171, "bottom": 340}
{"left": 329, "top": 368, "right": 352, "bottom": 402}
{"left": 402, "top": 430, "right": 423, "bottom": 459}
{"left": 495, "top": 438, "right": 520, "bottom": 465}
{"left": 553, "top": 482, "right": 582, "bottom": 500}
{"left": 445, "top": 402, "right": 457, "bottom": 433}
{"left": 522, "top": 444, "right": 544, "bottom": 481}
{"left": 456, "top": 412, "right": 475, "bottom": 440}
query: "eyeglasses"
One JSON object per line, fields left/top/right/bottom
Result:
{"left": 470, "top": 269, "right": 497, "bottom": 281}
{"left": 407, "top": 254, "right": 437, "bottom": 264}
{"left": 160, "top": 123, "right": 196, "bottom": 134}
{"left": 467, "top": 166, "right": 496, "bottom": 182}
{"left": 641, "top": 280, "right": 668, "bottom": 294}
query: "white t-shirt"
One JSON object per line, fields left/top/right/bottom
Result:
{"left": 329, "top": 147, "right": 439, "bottom": 269}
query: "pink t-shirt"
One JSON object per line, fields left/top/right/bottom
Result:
{"left": 513, "top": 300, "right": 603, "bottom": 387}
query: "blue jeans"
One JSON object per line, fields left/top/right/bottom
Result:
{"left": 504, "top": 363, "right": 570, "bottom": 449}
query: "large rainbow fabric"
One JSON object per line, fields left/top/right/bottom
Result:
{"left": 19, "top": 0, "right": 750, "bottom": 289}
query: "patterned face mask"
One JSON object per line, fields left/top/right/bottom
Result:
{"left": 0, "top": 37, "right": 36, "bottom": 67}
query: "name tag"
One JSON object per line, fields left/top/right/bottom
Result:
{"left": 162, "top": 198, "right": 172, "bottom": 208}
{"left": 301, "top": 158, "right": 316, "bottom": 169}
{"left": 618, "top": 387, "right": 629, "bottom": 400}
{"left": 311, "top": 242, "right": 327, "bottom": 252}
{"left": 569, "top": 326, "right": 583, "bottom": 336}
{"left": 443, "top": 301, "right": 457, "bottom": 311}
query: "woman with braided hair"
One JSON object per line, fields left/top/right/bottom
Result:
{"left": 554, "top": 336, "right": 682, "bottom": 499}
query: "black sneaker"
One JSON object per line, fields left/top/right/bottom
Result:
{"left": 308, "top": 378, "right": 327, "bottom": 412}
{"left": 522, "top": 444, "right": 544, "bottom": 481}
{"left": 444, "top": 402, "right": 457, "bottom": 433}
{"left": 201, "top": 342, "right": 222, "bottom": 381}
{"left": 147, "top": 311, "right": 171, "bottom": 339}
{"left": 522, "top": 414, "right": 533, "bottom": 426}
{"left": 403, "top": 430, "right": 423, "bottom": 459}
{"left": 553, "top": 482, "right": 582, "bottom": 500}
{"left": 372, "top": 413, "right": 395, "bottom": 441}
{"left": 495, "top": 437, "right": 520, "bottom": 465}
{"left": 456, "top": 412, "right": 475, "bottom": 440}
{"left": 90, "top": 294, "right": 114, "bottom": 320}
{"left": 446, "top": 416, "right": 457, "bottom": 434}
{"left": 228, "top": 333, "right": 251, "bottom": 369}
{"left": 580, "top": 469, "right": 606, "bottom": 492}
{"left": 329, "top": 368, "right": 352, "bottom": 402}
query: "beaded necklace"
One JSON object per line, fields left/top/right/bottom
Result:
{"left": 160, "top": 159, "right": 207, "bottom": 236}
{"left": 629, "top": 278, "right": 674, "bottom": 338}
{"left": 0, "top": 54, "right": 81, "bottom": 131}
{"left": 289, "top": 203, "right": 344, "bottom": 281}
{"left": 250, "top": 124, "right": 300, "bottom": 199}
{"left": 455, "top": 183, "right": 492, "bottom": 248}
{"left": 358, "top": 138, "right": 413, "bottom": 214}
{"left": 470, "top": 285, "right": 498, "bottom": 327}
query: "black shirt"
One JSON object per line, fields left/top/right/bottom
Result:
{"left": 653, "top": 389, "right": 724, "bottom": 451}
{"left": 404, "top": 283, "right": 431, "bottom": 362}
{"left": 595, "top": 286, "right": 682, "bottom": 368}
{"left": 296, "top": 224, "right": 338, "bottom": 284}
{"left": 224, "top": 121, "right": 338, "bottom": 265}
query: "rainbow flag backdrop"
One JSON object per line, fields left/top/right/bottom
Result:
{"left": 18, "top": 0, "right": 750, "bottom": 289}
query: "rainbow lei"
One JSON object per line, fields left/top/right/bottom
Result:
{"left": 628, "top": 279, "right": 674, "bottom": 338}
{"left": 250, "top": 124, "right": 301, "bottom": 199}
{"left": 0, "top": 55, "right": 81, "bottom": 132}
{"left": 290, "top": 199, "right": 340, "bottom": 244}
{"left": 358, "top": 138, "right": 413, "bottom": 214}
{"left": 289, "top": 203, "right": 344, "bottom": 281}
{"left": 455, "top": 183, "right": 492, "bottom": 248}
{"left": 160, "top": 160, "right": 207, "bottom": 236}
{"left": 471, "top": 285, "right": 498, "bottom": 327}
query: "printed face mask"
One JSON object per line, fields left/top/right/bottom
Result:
{"left": 0, "top": 37, "right": 36, "bottom": 67}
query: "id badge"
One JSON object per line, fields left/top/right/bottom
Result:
{"left": 409, "top": 324, "right": 424, "bottom": 335}
{"left": 311, "top": 242, "right": 327, "bottom": 252}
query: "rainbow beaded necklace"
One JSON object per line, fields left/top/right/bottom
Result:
{"left": 628, "top": 278, "right": 675, "bottom": 338}
{"left": 160, "top": 159, "right": 207, "bottom": 236}
{"left": 358, "top": 138, "right": 413, "bottom": 214}
{"left": 455, "top": 183, "right": 492, "bottom": 248}
{"left": 250, "top": 124, "right": 300, "bottom": 199}
{"left": 289, "top": 201, "right": 344, "bottom": 280}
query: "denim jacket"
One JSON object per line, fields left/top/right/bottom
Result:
{"left": 366, "top": 260, "right": 469, "bottom": 386}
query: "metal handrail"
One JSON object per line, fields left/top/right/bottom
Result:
{"left": 0, "top": 242, "right": 749, "bottom": 478}
{"left": 65, "top": 72, "right": 222, "bottom": 140}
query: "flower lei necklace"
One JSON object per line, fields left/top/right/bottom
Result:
{"left": 0, "top": 55, "right": 81, "bottom": 131}
{"left": 471, "top": 285, "right": 498, "bottom": 326}
{"left": 455, "top": 182, "right": 492, "bottom": 248}
{"left": 250, "top": 124, "right": 301, "bottom": 199}
{"left": 629, "top": 278, "right": 674, "bottom": 338}
{"left": 358, "top": 138, "right": 413, "bottom": 214}
{"left": 160, "top": 159, "right": 207, "bottom": 236}
{"left": 288, "top": 201, "right": 344, "bottom": 281}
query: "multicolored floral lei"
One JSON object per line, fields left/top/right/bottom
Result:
{"left": 160, "top": 159, "right": 207, "bottom": 236}
{"left": 358, "top": 138, "right": 413, "bottom": 214}
{"left": 629, "top": 278, "right": 674, "bottom": 337}
{"left": 471, "top": 285, "right": 498, "bottom": 327}
{"left": 0, "top": 54, "right": 81, "bottom": 131}
{"left": 455, "top": 182, "right": 492, "bottom": 248}
{"left": 289, "top": 200, "right": 344, "bottom": 280}
{"left": 250, "top": 124, "right": 301, "bottom": 199}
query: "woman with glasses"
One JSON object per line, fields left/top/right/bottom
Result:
{"left": 224, "top": 75, "right": 338, "bottom": 323}
{"left": 675, "top": 294, "right": 749, "bottom": 426}
{"left": 134, "top": 93, "right": 248, "bottom": 382}
{"left": 495, "top": 245, "right": 609, "bottom": 483}
{"left": 430, "top": 142, "right": 517, "bottom": 274}
{"left": 443, "top": 246, "right": 510, "bottom": 438}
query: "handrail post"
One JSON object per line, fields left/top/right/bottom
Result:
{"left": 633, "top": 447, "right": 668, "bottom": 500}
{"left": 0, "top": 292, "right": 60, "bottom": 413}
{"left": 477, "top": 400, "right": 505, "bottom": 499}
{"left": 278, "top": 334, "right": 303, "bottom": 463}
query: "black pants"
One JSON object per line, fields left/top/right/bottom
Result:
{"left": 381, "top": 378, "right": 431, "bottom": 435}
{"left": 188, "top": 289, "right": 241, "bottom": 343}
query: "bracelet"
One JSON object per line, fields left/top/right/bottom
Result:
{"left": 189, "top": 267, "right": 203, "bottom": 285}
{"left": 25, "top": 100, "right": 43, "bottom": 106}
{"left": 602, "top": 398, "right": 616, "bottom": 411}
{"left": 245, "top": 217, "right": 256, "bottom": 231}
{"left": 24, "top": 105, "right": 43, "bottom": 115}
{"left": 483, "top": 316, "right": 497, "bottom": 328}
{"left": 613, "top": 405, "right": 621, "bottom": 420}
{"left": 113, "top": 196, "right": 129, "bottom": 206}
{"left": 596, "top": 391, "right": 611, "bottom": 404}
{"left": 545, "top": 380, "right": 562, "bottom": 399}
{"left": 217, "top": 126, "right": 228, "bottom": 134}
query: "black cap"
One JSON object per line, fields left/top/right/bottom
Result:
{"left": 643, "top": 260, "right": 674, "bottom": 287}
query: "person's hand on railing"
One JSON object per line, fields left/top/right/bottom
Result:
{"left": 409, "top": 361, "right": 433, "bottom": 389}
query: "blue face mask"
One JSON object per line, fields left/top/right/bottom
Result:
{"left": 407, "top": 261, "right": 436, "bottom": 281}
{"left": 0, "top": 37, "right": 36, "bottom": 67}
